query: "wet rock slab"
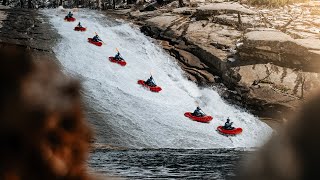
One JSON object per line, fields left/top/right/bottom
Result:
{"left": 0, "top": 7, "right": 59, "bottom": 61}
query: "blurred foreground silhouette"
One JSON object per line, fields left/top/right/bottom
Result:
{"left": 236, "top": 91, "right": 320, "bottom": 180}
{"left": 0, "top": 46, "right": 94, "bottom": 179}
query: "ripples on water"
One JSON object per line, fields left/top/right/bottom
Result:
{"left": 89, "top": 149, "right": 250, "bottom": 179}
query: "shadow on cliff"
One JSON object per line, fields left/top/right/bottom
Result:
{"left": 236, "top": 90, "right": 320, "bottom": 180}
{"left": 0, "top": 45, "right": 97, "bottom": 179}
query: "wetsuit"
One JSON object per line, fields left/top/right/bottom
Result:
{"left": 92, "top": 35, "right": 101, "bottom": 42}
{"left": 192, "top": 107, "right": 204, "bottom": 117}
{"left": 224, "top": 119, "right": 234, "bottom": 130}
{"left": 66, "top": 12, "right": 73, "bottom": 18}
{"left": 145, "top": 76, "right": 156, "bottom": 87}
{"left": 114, "top": 52, "right": 123, "bottom": 61}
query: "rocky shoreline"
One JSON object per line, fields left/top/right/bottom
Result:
{"left": 0, "top": 6, "right": 59, "bottom": 62}
{"left": 105, "top": 1, "right": 320, "bottom": 128}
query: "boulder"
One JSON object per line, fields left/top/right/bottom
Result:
{"left": 129, "top": 10, "right": 162, "bottom": 21}
{"left": 237, "top": 63, "right": 320, "bottom": 98}
{"left": 145, "top": 14, "right": 181, "bottom": 30}
{"left": 172, "top": 7, "right": 196, "bottom": 15}
{"left": 185, "top": 20, "right": 238, "bottom": 51}
{"left": 166, "top": 1, "right": 179, "bottom": 9}
{"left": 196, "top": 2, "right": 256, "bottom": 15}
{"left": 238, "top": 31, "right": 320, "bottom": 72}
{"left": 213, "top": 14, "right": 257, "bottom": 28}
{"left": 176, "top": 48, "right": 208, "bottom": 69}
{"left": 294, "top": 38, "right": 320, "bottom": 50}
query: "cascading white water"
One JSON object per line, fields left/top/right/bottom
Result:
{"left": 44, "top": 9, "right": 272, "bottom": 148}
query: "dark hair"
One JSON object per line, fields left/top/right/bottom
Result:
{"left": 0, "top": 46, "right": 93, "bottom": 179}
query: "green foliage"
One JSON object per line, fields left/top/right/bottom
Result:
{"left": 246, "top": 0, "right": 310, "bottom": 7}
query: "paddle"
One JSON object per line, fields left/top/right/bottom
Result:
{"left": 76, "top": 22, "right": 87, "bottom": 30}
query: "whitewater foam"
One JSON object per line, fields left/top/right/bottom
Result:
{"left": 43, "top": 9, "right": 272, "bottom": 148}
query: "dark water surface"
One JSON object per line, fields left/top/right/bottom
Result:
{"left": 89, "top": 149, "right": 250, "bottom": 179}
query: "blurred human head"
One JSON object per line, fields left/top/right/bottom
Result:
{"left": 0, "top": 45, "right": 93, "bottom": 180}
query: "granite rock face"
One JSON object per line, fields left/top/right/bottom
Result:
{"left": 238, "top": 31, "right": 320, "bottom": 72}
{"left": 0, "top": 7, "right": 59, "bottom": 61}
{"left": 196, "top": 2, "right": 256, "bottom": 15}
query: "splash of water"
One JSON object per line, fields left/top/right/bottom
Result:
{"left": 43, "top": 9, "right": 272, "bottom": 148}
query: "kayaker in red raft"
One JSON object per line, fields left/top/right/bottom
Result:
{"left": 92, "top": 34, "right": 102, "bottom": 42}
{"left": 144, "top": 75, "right": 157, "bottom": 87}
{"left": 192, "top": 106, "right": 205, "bottom": 117}
{"left": 65, "top": 11, "right": 73, "bottom": 19}
{"left": 77, "top": 22, "right": 83, "bottom": 28}
{"left": 114, "top": 51, "right": 124, "bottom": 61}
{"left": 224, "top": 118, "right": 234, "bottom": 130}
